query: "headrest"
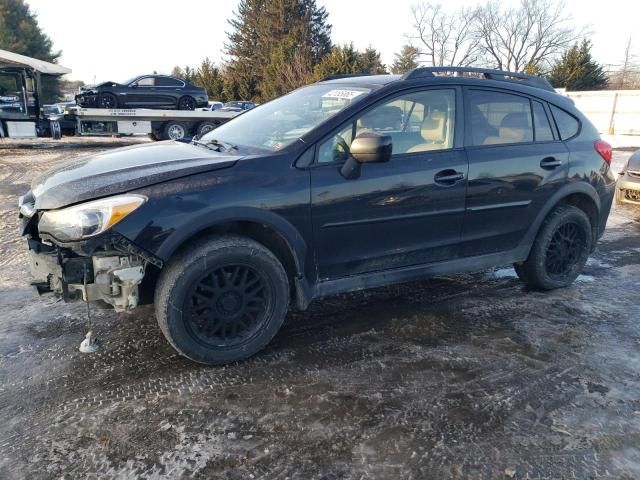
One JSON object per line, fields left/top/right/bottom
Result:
{"left": 358, "top": 105, "right": 403, "bottom": 131}
{"left": 498, "top": 112, "right": 531, "bottom": 142}
{"left": 421, "top": 111, "right": 446, "bottom": 143}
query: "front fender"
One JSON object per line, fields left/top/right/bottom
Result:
{"left": 149, "top": 206, "right": 308, "bottom": 276}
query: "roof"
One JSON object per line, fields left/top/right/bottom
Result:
{"left": 319, "top": 74, "right": 401, "bottom": 87}
{"left": 0, "top": 49, "right": 71, "bottom": 75}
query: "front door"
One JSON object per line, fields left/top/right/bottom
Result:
{"left": 310, "top": 87, "right": 468, "bottom": 280}
{"left": 460, "top": 88, "right": 569, "bottom": 256}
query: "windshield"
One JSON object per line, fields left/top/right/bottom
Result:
{"left": 200, "top": 84, "right": 371, "bottom": 152}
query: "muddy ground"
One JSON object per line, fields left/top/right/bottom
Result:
{"left": 0, "top": 137, "right": 639, "bottom": 479}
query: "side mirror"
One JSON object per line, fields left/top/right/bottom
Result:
{"left": 350, "top": 132, "right": 392, "bottom": 164}
{"left": 340, "top": 132, "right": 392, "bottom": 179}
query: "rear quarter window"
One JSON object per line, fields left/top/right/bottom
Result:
{"left": 550, "top": 105, "right": 580, "bottom": 140}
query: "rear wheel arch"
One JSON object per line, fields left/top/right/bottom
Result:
{"left": 521, "top": 183, "right": 601, "bottom": 258}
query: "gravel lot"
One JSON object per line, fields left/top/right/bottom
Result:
{"left": 1, "top": 137, "right": 639, "bottom": 479}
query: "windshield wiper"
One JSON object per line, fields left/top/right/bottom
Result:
{"left": 205, "top": 138, "right": 238, "bottom": 152}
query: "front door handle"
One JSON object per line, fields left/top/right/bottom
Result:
{"left": 434, "top": 169, "right": 465, "bottom": 185}
{"left": 540, "top": 157, "right": 563, "bottom": 169}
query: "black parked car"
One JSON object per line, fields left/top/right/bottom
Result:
{"left": 20, "top": 67, "right": 615, "bottom": 365}
{"left": 75, "top": 75, "right": 208, "bottom": 110}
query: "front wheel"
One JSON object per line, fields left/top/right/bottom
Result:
{"left": 155, "top": 236, "right": 290, "bottom": 365}
{"left": 514, "top": 205, "right": 592, "bottom": 290}
{"left": 99, "top": 92, "right": 117, "bottom": 109}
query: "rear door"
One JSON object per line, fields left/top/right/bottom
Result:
{"left": 310, "top": 87, "right": 468, "bottom": 279}
{"left": 155, "top": 76, "right": 185, "bottom": 108}
{"left": 460, "top": 88, "right": 569, "bottom": 256}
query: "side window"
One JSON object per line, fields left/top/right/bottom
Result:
{"left": 317, "top": 89, "right": 455, "bottom": 163}
{"left": 157, "top": 77, "right": 182, "bottom": 87}
{"left": 317, "top": 123, "right": 354, "bottom": 163}
{"left": 136, "top": 77, "right": 155, "bottom": 87}
{"left": 550, "top": 105, "right": 580, "bottom": 140}
{"left": 468, "top": 90, "right": 533, "bottom": 146}
{"left": 532, "top": 101, "right": 554, "bottom": 142}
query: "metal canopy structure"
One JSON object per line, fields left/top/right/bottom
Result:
{"left": 0, "top": 49, "right": 71, "bottom": 76}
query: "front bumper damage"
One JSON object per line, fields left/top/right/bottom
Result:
{"left": 20, "top": 194, "right": 161, "bottom": 313}
{"left": 28, "top": 248, "right": 145, "bottom": 312}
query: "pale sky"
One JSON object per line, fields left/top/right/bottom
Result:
{"left": 25, "top": 0, "right": 640, "bottom": 84}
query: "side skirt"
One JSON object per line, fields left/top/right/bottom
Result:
{"left": 294, "top": 246, "right": 530, "bottom": 311}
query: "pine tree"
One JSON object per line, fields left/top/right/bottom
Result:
{"left": 312, "top": 44, "right": 363, "bottom": 80}
{"left": 358, "top": 46, "right": 387, "bottom": 74}
{"left": 0, "top": 0, "right": 62, "bottom": 101}
{"left": 547, "top": 40, "right": 608, "bottom": 91}
{"left": 391, "top": 45, "right": 419, "bottom": 74}
{"left": 225, "top": 0, "right": 331, "bottom": 101}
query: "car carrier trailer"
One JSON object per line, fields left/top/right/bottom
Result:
{"left": 63, "top": 107, "right": 239, "bottom": 140}
{"left": 0, "top": 48, "right": 71, "bottom": 139}
{"left": 1, "top": 49, "right": 237, "bottom": 141}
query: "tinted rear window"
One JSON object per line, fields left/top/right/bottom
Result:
{"left": 468, "top": 90, "right": 533, "bottom": 146}
{"left": 532, "top": 101, "right": 554, "bottom": 142}
{"left": 156, "top": 77, "right": 183, "bottom": 87}
{"left": 550, "top": 105, "right": 580, "bottom": 140}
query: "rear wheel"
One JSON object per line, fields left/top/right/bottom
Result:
{"left": 99, "top": 92, "right": 117, "bottom": 109}
{"left": 155, "top": 236, "right": 290, "bottom": 365}
{"left": 178, "top": 96, "right": 196, "bottom": 110}
{"left": 514, "top": 205, "right": 592, "bottom": 290}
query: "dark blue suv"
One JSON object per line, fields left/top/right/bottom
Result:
{"left": 20, "top": 67, "right": 616, "bottom": 364}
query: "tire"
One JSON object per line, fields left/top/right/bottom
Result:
{"left": 178, "top": 96, "right": 196, "bottom": 110}
{"left": 99, "top": 92, "right": 117, "bottom": 109}
{"left": 514, "top": 205, "right": 592, "bottom": 290}
{"left": 163, "top": 121, "right": 187, "bottom": 140}
{"left": 196, "top": 120, "right": 218, "bottom": 137}
{"left": 155, "top": 235, "right": 290, "bottom": 365}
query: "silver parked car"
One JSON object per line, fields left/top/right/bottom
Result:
{"left": 617, "top": 149, "right": 640, "bottom": 204}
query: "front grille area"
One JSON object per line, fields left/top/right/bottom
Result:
{"left": 624, "top": 189, "right": 640, "bottom": 202}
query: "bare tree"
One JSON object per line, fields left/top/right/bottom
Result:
{"left": 474, "top": 0, "right": 580, "bottom": 72}
{"left": 613, "top": 36, "right": 640, "bottom": 89}
{"left": 409, "top": 3, "right": 479, "bottom": 67}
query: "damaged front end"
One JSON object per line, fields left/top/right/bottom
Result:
{"left": 20, "top": 192, "right": 160, "bottom": 313}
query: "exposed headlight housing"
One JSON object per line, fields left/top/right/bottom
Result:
{"left": 38, "top": 194, "right": 146, "bottom": 242}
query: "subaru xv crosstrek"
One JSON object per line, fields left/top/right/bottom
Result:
{"left": 19, "top": 67, "right": 616, "bottom": 365}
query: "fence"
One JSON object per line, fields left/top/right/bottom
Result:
{"left": 560, "top": 90, "right": 640, "bottom": 135}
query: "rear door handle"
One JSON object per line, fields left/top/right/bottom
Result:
{"left": 540, "top": 157, "right": 563, "bottom": 169}
{"left": 434, "top": 169, "right": 465, "bottom": 185}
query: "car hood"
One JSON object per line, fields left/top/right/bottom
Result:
{"left": 32, "top": 141, "right": 240, "bottom": 210}
{"left": 80, "top": 81, "right": 117, "bottom": 92}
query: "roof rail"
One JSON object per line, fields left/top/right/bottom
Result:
{"left": 401, "top": 66, "right": 555, "bottom": 92}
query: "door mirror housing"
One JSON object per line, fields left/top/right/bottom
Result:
{"left": 350, "top": 132, "right": 392, "bottom": 164}
{"left": 339, "top": 132, "right": 393, "bottom": 180}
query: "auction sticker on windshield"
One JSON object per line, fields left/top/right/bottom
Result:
{"left": 322, "top": 89, "right": 367, "bottom": 100}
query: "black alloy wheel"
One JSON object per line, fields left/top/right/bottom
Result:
{"left": 155, "top": 235, "right": 290, "bottom": 365}
{"left": 178, "top": 96, "right": 196, "bottom": 110}
{"left": 544, "top": 222, "right": 586, "bottom": 278}
{"left": 184, "top": 264, "right": 271, "bottom": 348}
{"left": 99, "top": 93, "right": 117, "bottom": 109}
{"left": 513, "top": 205, "right": 592, "bottom": 290}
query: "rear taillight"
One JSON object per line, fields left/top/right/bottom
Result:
{"left": 594, "top": 139, "right": 612, "bottom": 165}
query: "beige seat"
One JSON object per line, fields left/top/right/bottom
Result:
{"left": 406, "top": 111, "right": 448, "bottom": 153}
{"left": 483, "top": 112, "right": 532, "bottom": 145}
